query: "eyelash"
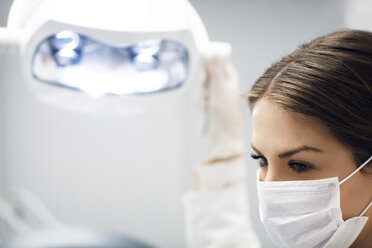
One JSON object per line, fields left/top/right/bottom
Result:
{"left": 250, "top": 153, "right": 314, "bottom": 173}
{"left": 250, "top": 154, "right": 268, "bottom": 167}
{"left": 288, "top": 161, "right": 314, "bottom": 173}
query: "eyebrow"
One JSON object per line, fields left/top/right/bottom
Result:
{"left": 251, "top": 144, "right": 323, "bottom": 159}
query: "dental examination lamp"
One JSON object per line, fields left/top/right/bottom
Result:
{"left": 0, "top": 0, "right": 230, "bottom": 247}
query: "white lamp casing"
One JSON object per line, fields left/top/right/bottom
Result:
{"left": 1, "top": 0, "right": 210, "bottom": 247}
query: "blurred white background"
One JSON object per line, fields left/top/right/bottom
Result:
{"left": 0, "top": 0, "right": 352, "bottom": 247}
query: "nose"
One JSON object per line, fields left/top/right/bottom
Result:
{"left": 262, "top": 169, "right": 277, "bottom": 182}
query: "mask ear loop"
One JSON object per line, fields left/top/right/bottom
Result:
{"left": 359, "top": 201, "right": 372, "bottom": 217}
{"left": 340, "top": 155, "right": 372, "bottom": 185}
{"left": 338, "top": 155, "right": 372, "bottom": 217}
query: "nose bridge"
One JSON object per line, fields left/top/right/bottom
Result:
{"left": 263, "top": 159, "right": 283, "bottom": 182}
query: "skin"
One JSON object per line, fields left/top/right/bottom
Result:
{"left": 251, "top": 98, "right": 372, "bottom": 248}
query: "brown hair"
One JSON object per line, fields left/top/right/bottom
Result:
{"left": 247, "top": 30, "right": 372, "bottom": 170}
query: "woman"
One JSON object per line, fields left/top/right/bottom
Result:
{"left": 184, "top": 30, "right": 372, "bottom": 248}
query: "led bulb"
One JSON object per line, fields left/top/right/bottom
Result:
{"left": 51, "top": 31, "right": 82, "bottom": 51}
{"left": 131, "top": 39, "right": 161, "bottom": 56}
{"left": 133, "top": 54, "right": 157, "bottom": 71}
{"left": 54, "top": 48, "right": 81, "bottom": 66}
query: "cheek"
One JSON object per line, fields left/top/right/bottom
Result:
{"left": 340, "top": 174, "right": 371, "bottom": 220}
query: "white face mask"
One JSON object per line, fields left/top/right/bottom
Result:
{"left": 257, "top": 155, "right": 372, "bottom": 248}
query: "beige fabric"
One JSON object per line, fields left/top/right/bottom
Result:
{"left": 184, "top": 42, "right": 260, "bottom": 248}
{"left": 198, "top": 42, "right": 244, "bottom": 163}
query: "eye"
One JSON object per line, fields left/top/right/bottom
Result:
{"left": 288, "top": 161, "right": 314, "bottom": 173}
{"left": 250, "top": 153, "right": 268, "bottom": 167}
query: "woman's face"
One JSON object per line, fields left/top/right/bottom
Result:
{"left": 250, "top": 99, "right": 372, "bottom": 222}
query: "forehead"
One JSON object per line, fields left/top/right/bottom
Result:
{"left": 251, "top": 99, "right": 335, "bottom": 152}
